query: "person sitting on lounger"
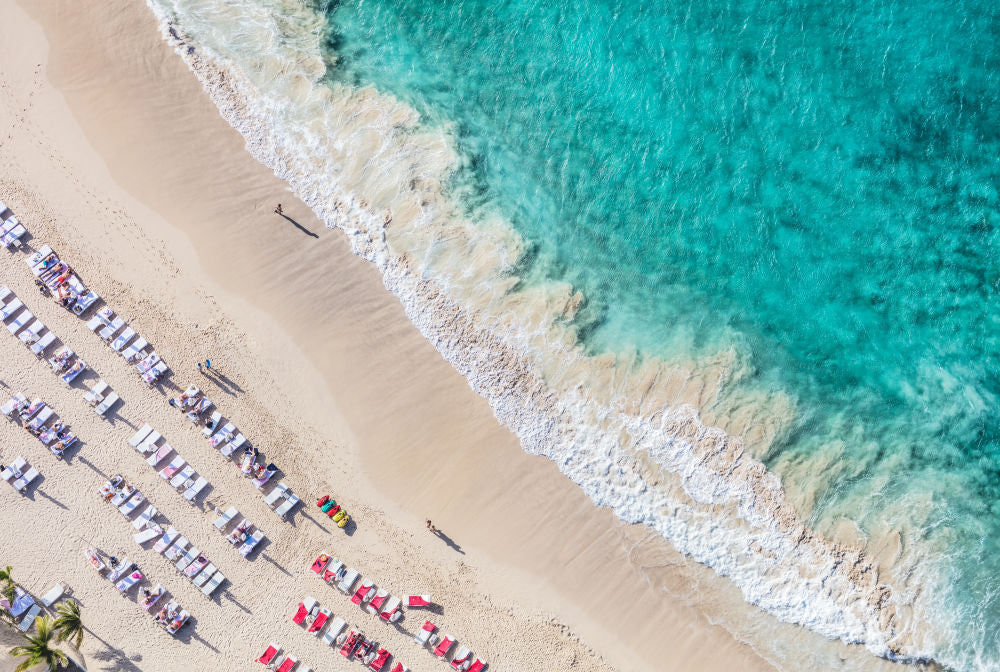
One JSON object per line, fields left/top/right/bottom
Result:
{"left": 39, "top": 262, "right": 66, "bottom": 283}
{"left": 227, "top": 520, "right": 251, "bottom": 545}
{"left": 155, "top": 607, "right": 170, "bottom": 625}
{"left": 25, "top": 424, "right": 42, "bottom": 438}
{"left": 51, "top": 440, "right": 66, "bottom": 456}
{"left": 64, "top": 361, "right": 85, "bottom": 376}
{"left": 51, "top": 268, "right": 72, "bottom": 287}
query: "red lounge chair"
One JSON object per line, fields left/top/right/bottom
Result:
{"left": 340, "top": 630, "right": 361, "bottom": 658}
{"left": 256, "top": 642, "right": 280, "bottom": 665}
{"left": 308, "top": 609, "right": 330, "bottom": 634}
{"left": 275, "top": 654, "right": 297, "bottom": 672}
{"left": 450, "top": 646, "right": 472, "bottom": 669}
{"left": 292, "top": 603, "right": 308, "bottom": 625}
{"left": 351, "top": 580, "right": 374, "bottom": 605}
{"left": 389, "top": 664, "right": 409, "bottom": 672}
{"left": 368, "top": 590, "right": 388, "bottom": 614}
{"left": 380, "top": 596, "right": 401, "bottom": 622}
{"left": 369, "top": 648, "right": 391, "bottom": 671}
{"left": 311, "top": 554, "right": 330, "bottom": 574}
{"left": 415, "top": 620, "right": 436, "bottom": 646}
{"left": 406, "top": 595, "right": 431, "bottom": 607}
{"left": 433, "top": 635, "right": 455, "bottom": 658}
{"left": 467, "top": 658, "right": 487, "bottom": 672}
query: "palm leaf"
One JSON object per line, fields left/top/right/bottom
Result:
{"left": 9, "top": 615, "right": 68, "bottom": 671}
{"left": 53, "top": 599, "right": 83, "bottom": 649}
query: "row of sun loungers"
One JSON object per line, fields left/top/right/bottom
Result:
{"left": 3, "top": 392, "right": 79, "bottom": 457}
{"left": 213, "top": 505, "right": 266, "bottom": 558}
{"left": 1, "top": 455, "right": 40, "bottom": 493}
{"left": 0, "top": 286, "right": 57, "bottom": 357}
{"left": 24, "top": 245, "right": 100, "bottom": 316}
{"left": 82, "top": 546, "right": 192, "bottom": 636}
{"left": 1, "top": 201, "right": 26, "bottom": 248}
{"left": 262, "top": 481, "right": 300, "bottom": 519}
{"left": 129, "top": 424, "right": 210, "bottom": 503}
{"left": 83, "top": 379, "right": 120, "bottom": 417}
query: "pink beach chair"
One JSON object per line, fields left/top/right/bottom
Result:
{"left": 367, "top": 589, "right": 388, "bottom": 615}
{"left": 415, "top": 620, "right": 436, "bottom": 646}
{"left": 310, "top": 553, "right": 330, "bottom": 574}
{"left": 340, "top": 630, "right": 362, "bottom": 658}
{"left": 406, "top": 595, "right": 431, "bottom": 607}
{"left": 433, "top": 635, "right": 455, "bottom": 658}
{"left": 379, "top": 596, "right": 401, "bottom": 622}
{"left": 467, "top": 658, "right": 487, "bottom": 672}
{"left": 275, "top": 654, "right": 297, "bottom": 672}
{"left": 450, "top": 647, "right": 472, "bottom": 669}
{"left": 389, "top": 664, "right": 409, "bottom": 672}
{"left": 369, "top": 648, "right": 391, "bottom": 671}
{"left": 292, "top": 603, "right": 309, "bottom": 626}
{"left": 308, "top": 608, "right": 331, "bottom": 634}
{"left": 256, "top": 642, "right": 280, "bottom": 665}
{"left": 351, "top": 579, "right": 375, "bottom": 606}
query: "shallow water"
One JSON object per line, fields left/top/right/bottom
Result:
{"left": 147, "top": 0, "right": 1000, "bottom": 668}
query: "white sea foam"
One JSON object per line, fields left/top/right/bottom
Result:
{"left": 143, "top": 0, "right": 945, "bottom": 666}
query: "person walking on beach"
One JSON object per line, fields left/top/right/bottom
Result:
{"left": 426, "top": 519, "right": 437, "bottom": 534}
{"left": 274, "top": 203, "right": 283, "bottom": 215}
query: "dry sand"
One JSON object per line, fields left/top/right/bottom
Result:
{"left": 0, "top": 1, "right": 810, "bottom": 670}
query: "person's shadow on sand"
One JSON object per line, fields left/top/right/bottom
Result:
{"left": 433, "top": 529, "right": 465, "bottom": 555}
{"left": 277, "top": 213, "right": 319, "bottom": 238}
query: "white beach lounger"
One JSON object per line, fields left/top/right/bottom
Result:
{"left": 0, "top": 297, "right": 23, "bottom": 321}
{"left": 275, "top": 493, "right": 300, "bottom": 519}
{"left": 98, "top": 315, "right": 124, "bottom": 341}
{"left": 152, "top": 527, "right": 178, "bottom": 554}
{"left": 13, "top": 467, "right": 39, "bottom": 493}
{"left": 201, "top": 411, "right": 222, "bottom": 436}
{"left": 135, "top": 351, "right": 160, "bottom": 373}
{"left": 322, "top": 616, "right": 348, "bottom": 645}
{"left": 143, "top": 360, "right": 168, "bottom": 385}
{"left": 192, "top": 563, "right": 216, "bottom": 588}
{"left": 106, "top": 558, "right": 132, "bottom": 582}
{"left": 6, "top": 308, "right": 32, "bottom": 334}
{"left": 128, "top": 423, "right": 153, "bottom": 447}
{"left": 2, "top": 223, "right": 26, "bottom": 248}
{"left": 239, "top": 529, "right": 264, "bottom": 558}
{"left": 116, "top": 570, "right": 143, "bottom": 594}
{"left": 133, "top": 526, "right": 163, "bottom": 545}
{"left": 61, "top": 360, "right": 87, "bottom": 385}
{"left": 121, "top": 336, "right": 147, "bottom": 362}
{"left": 2, "top": 456, "right": 27, "bottom": 482}
{"left": 183, "top": 476, "right": 208, "bottom": 502}
{"left": 170, "top": 464, "right": 195, "bottom": 489}
{"left": 186, "top": 397, "right": 213, "bottom": 422}
{"left": 175, "top": 546, "right": 199, "bottom": 572}
{"left": 40, "top": 583, "right": 65, "bottom": 608}
{"left": 30, "top": 331, "right": 56, "bottom": 357}
{"left": 18, "top": 398, "right": 43, "bottom": 421}
{"left": 201, "top": 570, "right": 225, "bottom": 597}
{"left": 84, "top": 380, "right": 108, "bottom": 405}
{"left": 214, "top": 506, "right": 238, "bottom": 531}
{"left": 159, "top": 456, "right": 185, "bottom": 480}
{"left": 85, "top": 315, "right": 103, "bottom": 332}
{"left": 136, "top": 430, "right": 161, "bottom": 455}
{"left": 209, "top": 422, "right": 235, "bottom": 448}
{"left": 220, "top": 433, "right": 245, "bottom": 457}
{"left": 17, "top": 604, "right": 41, "bottom": 632}
{"left": 110, "top": 326, "right": 135, "bottom": 351}
{"left": 95, "top": 392, "right": 119, "bottom": 416}
{"left": 263, "top": 482, "right": 290, "bottom": 507}
{"left": 338, "top": 568, "right": 360, "bottom": 593}
{"left": 110, "top": 484, "right": 136, "bottom": 507}
{"left": 1, "top": 393, "right": 26, "bottom": 418}
{"left": 25, "top": 246, "right": 53, "bottom": 273}
{"left": 133, "top": 503, "right": 158, "bottom": 530}
{"left": 0, "top": 287, "right": 8, "bottom": 303}
{"left": 18, "top": 319, "right": 43, "bottom": 344}
{"left": 163, "top": 537, "right": 188, "bottom": 562}
{"left": 27, "top": 406, "right": 53, "bottom": 431}
{"left": 72, "top": 290, "right": 99, "bottom": 316}
{"left": 142, "top": 584, "right": 165, "bottom": 611}
{"left": 146, "top": 442, "right": 172, "bottom": 467}
{"left": 119, "top": 491, "right": 145, "bottom": 516}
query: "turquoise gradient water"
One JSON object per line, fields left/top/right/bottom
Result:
{"left": 316, "top": 0, "right": 1000, "bottom": 667}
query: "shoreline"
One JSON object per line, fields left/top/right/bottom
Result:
{"left": 0, "top": 1, "right": 936, "bottom": 671}
{"left": 0, "top": 0, "right": 781, "bottom": 670}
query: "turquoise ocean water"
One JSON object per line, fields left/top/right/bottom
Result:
{"left": 147, "top": 0, "right": 1000, "bottom": 667}
{"left": 320, "top": 0, "right": 1000, "bottom": 667}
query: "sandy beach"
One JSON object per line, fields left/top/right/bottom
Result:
{"left": 0, "top": 2, "right": 919, "bottom": 672}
